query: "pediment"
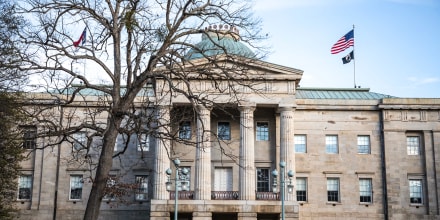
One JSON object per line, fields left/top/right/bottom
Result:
{"left": 179, "top": 54, "right": 304, "bottom": 82}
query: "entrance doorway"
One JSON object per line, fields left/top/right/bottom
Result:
{"left": 257, "top": 214, "right": 278, "bottom": 220}
{"left": 170, "top": 212, "right": 192, "bottom": 220}
{"left": 212, "top": 213, "right": 237, "bottom": 220}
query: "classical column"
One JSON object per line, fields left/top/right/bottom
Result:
{"left": 194, "top": 105, "right": 211, "bottom": 200}
{"left": 279, "top": 107, "right": 296, "bottom": 201}
{"left": 239, "top": 105, "right": 256, "bottom": 200}
{"left": 153, "top": 105, "right": 171, "bottom": 200}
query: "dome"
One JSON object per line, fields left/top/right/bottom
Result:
{"left": 185, "top": 24, "right": 256, "bottom": 60}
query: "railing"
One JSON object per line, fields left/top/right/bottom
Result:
{"left": 169, "top": 191, "right": 194, "bottom": 200}
{"left": 168, "top": 191, "right": 280, "bottom": 200}
{"left": 256, "top": 192, "right": 279, "bottom": 201}
{"left": 211, "top": 191, "right": 239, "bottom": 200}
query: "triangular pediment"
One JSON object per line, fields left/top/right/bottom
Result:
{"left": 175, "top": 54, "right": 303, "bottom": 83}
{"left": 154, "top": 54, "right": 303, "bottom": 105}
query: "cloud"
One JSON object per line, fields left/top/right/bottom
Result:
{"left": 407, "top": 76, "right": 439, "bottom": 85}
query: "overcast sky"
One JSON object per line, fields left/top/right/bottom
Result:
{"left": 253, "top": 0, "right": 440, "bottom": 98}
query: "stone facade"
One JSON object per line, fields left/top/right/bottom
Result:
{"left": 13, "top": 32, "right": 440, "bottom": 220}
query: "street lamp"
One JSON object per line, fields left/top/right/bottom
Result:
{"left": 166, "top": 158, "right": 189, "bottom": 220}
{"left": 272, "top": 161, "right": 294, "bottom": 220}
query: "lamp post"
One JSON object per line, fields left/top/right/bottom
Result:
{"left": 165, "top": 158, "right": 189, "bottom": 220}
{"left": 272, "top": 161, "right": 294, "bottom": 220}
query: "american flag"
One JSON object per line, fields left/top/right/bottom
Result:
{"left": 331, "top": 29, "right": 354, "bottom": 54}
{"left": 73, "top": 27, "right": 87, "bottom": 47}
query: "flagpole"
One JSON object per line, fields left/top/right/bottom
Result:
{"left": 353, "top": 24, "right": 356, "bottom": 88}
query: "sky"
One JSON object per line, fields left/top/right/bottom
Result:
{"left": 253, "top": 0, "right": 440, "bottom": 98}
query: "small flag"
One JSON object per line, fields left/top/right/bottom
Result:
{"left": 331, "top": 29, "right": 354, "bottom": 54}
{"left": 73, "top": 28, "right": 87, "bottom": 47}
{"left": 342, "top": 51, "right": 354, "bottom": 64}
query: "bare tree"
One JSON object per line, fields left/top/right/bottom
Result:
{"left": 16, "top": 0, "right": 266, "bottom": 219}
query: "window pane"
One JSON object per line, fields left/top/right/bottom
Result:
{"left": 296, "top": 177, "right": 307, "bottom": 202}
{"left": 295, "top": 135, "right": 307, "bottom": 153}
{"left": 407, "top": 136, "right": 420, "bottom": 155}
{"left": 357, "top": 135, "right": 370, "bottom": 154}
{"left": 256, "top": 122, "right": 269, "bottom": 141}
{"left": 256, "top": 168, "right": 270, "bottom": 192}
{"left": 409, "top": 179, "right": 423, "bottom": 204}
{"left": 326, "top": 135, "right": 338, "bottom": 154}
{"left": 214, "top": 167, "right": 233, "bottom": 191}
{"left": 137, "top": 133, "right": 150, "bottom": 152}
{"left": 103, "top": 175, "right": 116, "bottom": 201}
{"left": 179, "top": 121, "right": 191, "bottom": 139}
{"left": 218, "top": 122, "right": 231, "bottom": 140}
{"left": 146, "top": 83, "right": 155, "bottom": 97}
{"left": 135, "top": 175, "right": 148, "bottom": 201}
{"left": 22, "top": 126, "right": 37, "bottom": 149}
{"left": 115, "top": 134, "right": 128, "bottom": 151}
{"left": 18, "top": 175, "right": 32, "bottom": 200}
{"left": 359, "top": 178, "right": 372, "bottom": 203}
{"left": 73, "top": 132, "right": 87, "bottom": 151}
{"left": 70, "top": 175, "right": 83, "bottom": 200}
{"left": 327, "top": 178, "right": 339, "bottom": 202}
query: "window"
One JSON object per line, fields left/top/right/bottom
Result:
{"left": 409, "top": 179, "right": 423, "bottom": 204}
{"left": 214, "top": 167, "right": 233, "bottom": 191}
{"left": 135, "top": 175, "right": 148, "bottom": 201}
{"left": 217, "top": 122, "right": 231, "bottom": 140}
{"left": 103, "top": 175, "right": 116, "bottom": 201}
{"left": 407, "top": 136, "right": 420, "bottom": 155}
{"left": 137, "top": 133, "right": 150, "bottom": 152}
{"left": 73, "top": 132, "right": 87, "bottom": 151}
{"left": 325, "top": 135, "right": 338, "bottom": 154}
{"left": 70, "top": 175, "right": 83, "bottom": 200}
{"left": 18, "top": 175, "right": 32, "bottom": 200}
{"left": 327, "top": 178, "right": 340, "bottom": 202}
{"left": 256, "top": 122, "right": 269, "bottom": 141}
{"left": 295, "top": 135, "right": 307, "bottom": 153}
{"left": 357, "top": 135, "right": 370, "bottom": 154}
{"left": 256, "top": 168, "right": 270, "bottom": 192}
{"left": 22, "top": 126, "right": 37, "bottom": 149}
{"left": 146, "top": 83, "right": 155, "bottom": 97}
{"left": 115, "top": 134, "right": 130, "bottom": 152}
{"left": 296, "top": 177, "right": 307, "bottom": 202}
{"left": 179, "top": 121, "right": 191, "bottom": 140}
{"left": 359, "top": 178, "right": 372, "bottom": 203}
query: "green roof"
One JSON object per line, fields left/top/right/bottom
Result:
{"left": 185, "top": 32, "right": 256, "bottom": 60}
{"left": 296, "top": 87, "right": 396, "bottom": 100}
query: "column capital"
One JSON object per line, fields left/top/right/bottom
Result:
{"left": 238, "top": 104, "right": 256, "bottom": 112}
{"left": 277, "top": 106, "right": 296, "bottom": 113}
{"left": 196, "top": 104, "right": 213, "bottom": 112}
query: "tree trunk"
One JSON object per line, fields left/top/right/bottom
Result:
{"left": 83, "top": 115, "right": 122, "bottom": 220}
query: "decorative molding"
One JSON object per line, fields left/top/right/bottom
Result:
{"left": 402, "top": 110, "right": 408, "bottom": 121}
{"left": 420, "top": 110, "right": 427, "bottom": 121}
